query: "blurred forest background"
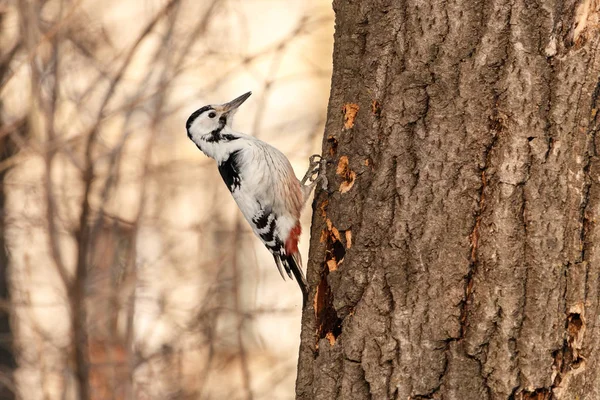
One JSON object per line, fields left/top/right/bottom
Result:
{"left": 0, "top": 0, "right": 333, "bottom": 398}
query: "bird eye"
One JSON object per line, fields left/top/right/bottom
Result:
{"left": 208, "top": 112, "right": 216, "bottom": 118}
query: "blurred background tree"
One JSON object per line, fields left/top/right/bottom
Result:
{"left": 0, "top": 0, "right": 333, "bottom": 398}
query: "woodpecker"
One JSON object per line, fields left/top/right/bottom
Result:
{"left": 185, "top": 92, "right": 322, "bottom": 307}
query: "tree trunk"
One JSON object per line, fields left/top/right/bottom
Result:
{"left": 297, "top": 1, "right": 600, "bottom": 399}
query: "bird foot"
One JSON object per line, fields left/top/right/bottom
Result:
{"left": 301, "top": 154, "right": 327, "bottom": 203}
{"left": 301, "top": 154, "right": 321, "bottom": 184}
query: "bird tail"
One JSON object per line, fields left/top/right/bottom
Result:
{"left": 277, "top": 252, "right": 308, "bottom": 308}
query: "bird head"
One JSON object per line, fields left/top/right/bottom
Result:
{"left": 186, "top": 91, "right": 252, "bottom": 144}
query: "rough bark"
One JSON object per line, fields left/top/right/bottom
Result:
{"left": 297, "top": 0, "right": 600, "bottom": 399}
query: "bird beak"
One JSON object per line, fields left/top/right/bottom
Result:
{"left": 221, "top": 91, "right": 252, "bottom": 114}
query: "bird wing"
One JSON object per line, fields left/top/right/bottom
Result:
{"left": 241, "top": 144, "right": 308, "bottom": 305}
{"left": 202, "top": 130, "right": 308, "bottom": 305}
{"left": 218, "top": 140, "right": 304, "bottom": 270}
{"left": 226, "top": 141, "right": 302, "bottom": 242}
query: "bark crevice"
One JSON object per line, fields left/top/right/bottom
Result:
{"left": 460, "top": 130, "right": 499, "bottom": 339}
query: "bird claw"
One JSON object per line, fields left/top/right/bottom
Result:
{"left": 301, "top": 154, "right": 322, "bottom": 185}
{"left": 301, "top": 154, "right": 328, "bottom": 193}
{"left": 309, "top": 154, "right": 322, "bottom": 165}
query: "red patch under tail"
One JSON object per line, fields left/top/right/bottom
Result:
{"left": 285, "top": 223, "right": 302, "bottom": 255}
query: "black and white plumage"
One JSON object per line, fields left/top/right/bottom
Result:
{"left": 186, "top": 92, "right": 319, "bottom": 307}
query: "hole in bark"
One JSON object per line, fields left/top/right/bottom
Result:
{"left": 322, "top": 221, "right": 346, "bottom": 267}
{"left": 551, "top": 310, "right": 587, "bottom": 391}
{"left": 527, "top": 136, "right": 535, "bottom": 141}
{"left": 371, "top": 100, "right": 381, "bottom": 117}
{"left": 568, "top": 313, "right": 582, "bottom": 333}
{"left": 571, "top": 357, "right": 585, "bottom": 370}
{"left": 342, "top": 103, "right": 359, "bottom": 129}
{"left": 314, "top": 219, "right": 347, "bottom": 351}
{"left": 337, "top": 156, "right": 357, "bottom": 193}
{"left": 314, "top": 269, "right": 343, "bottom": 351}
{"left": 327, "top": 136, "right": 338, "bottom": 156}
{"left": 332, "top": 239, "right": 346, "bottom": 262}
